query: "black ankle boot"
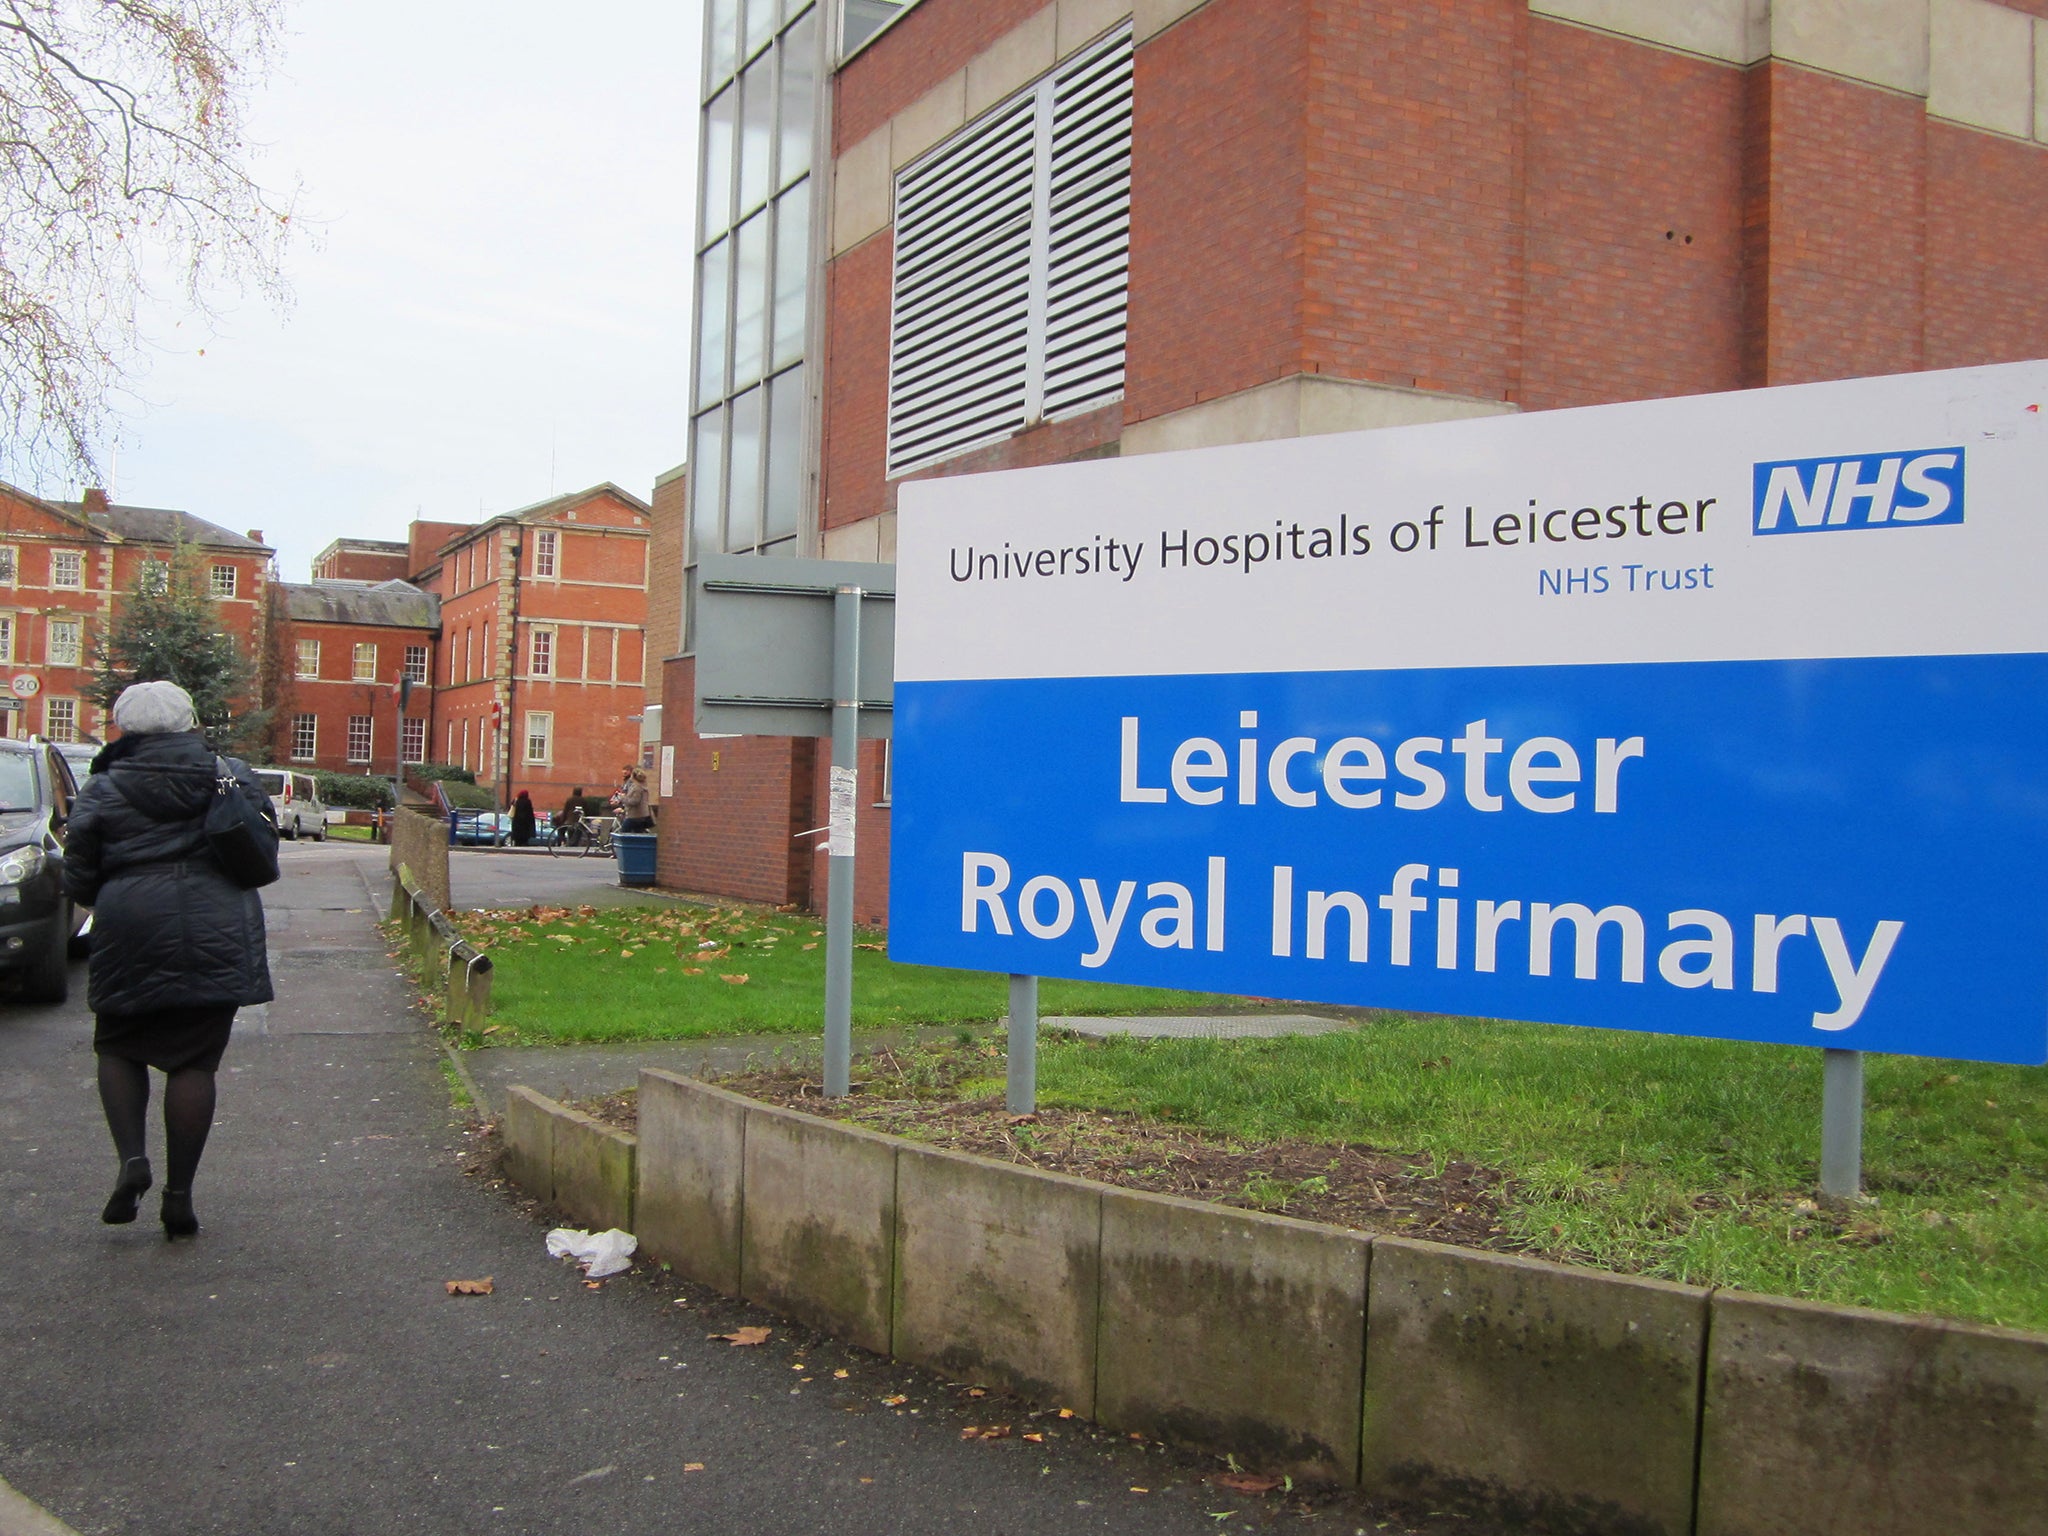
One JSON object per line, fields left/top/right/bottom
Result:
{"left": 160, "top": 1189, "right": 198, "bottom": 1239}
{"left": 101, "top": 1157, "right": 153, "bottom": 1225}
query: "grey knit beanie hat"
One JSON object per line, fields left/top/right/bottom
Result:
{"left": 111, "top": 680, "right": 198, "bottom": 735}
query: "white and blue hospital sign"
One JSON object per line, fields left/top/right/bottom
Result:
{"left": 888, "top": 360, "right": 2048, "bottom": 1065}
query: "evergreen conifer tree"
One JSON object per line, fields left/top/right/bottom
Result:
{"left": 90, "top": 540, "right": 267, "bottom": 755}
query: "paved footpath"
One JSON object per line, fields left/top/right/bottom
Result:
{"left": 0, "top": 845, "right": 1494, "bottom": 1536}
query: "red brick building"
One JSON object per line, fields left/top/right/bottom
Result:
{"left": 665, "top": 0, "right": 2048, "bottom": 923}
{"left": 311, "top": 538, "right": 410, "bottom": 583}
{"left": 0, "top": 482, "right": 273, "bottom": 744}
{"left": 268, "top": 581, "right": 438, "bottom": 775}
{"left": 424, "top": 484, "right": 652, "bottom": 809}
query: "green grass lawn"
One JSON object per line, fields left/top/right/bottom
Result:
{"left": 454, "top": 899, "right": 1269, "bottom": 1043}
{"left": 1028, "top": 1022, "right": 2048, "bottom": 1330}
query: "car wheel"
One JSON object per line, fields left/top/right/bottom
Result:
{"left": 21, "top": 910, "right": 70, "bottom": 1004}
{"left": 314, "top": 821, "right": 327, "bottom": 842}
{"left": 284, "top": 818, "right": 298, "bottom": 840}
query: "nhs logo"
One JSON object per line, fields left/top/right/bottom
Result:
{"left": 1753, "top": 447, "right": 1965, "bottom": 535}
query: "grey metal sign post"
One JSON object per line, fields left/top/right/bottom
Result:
{"left": 694, "top": 556, "right": 893, "bottom": 1099}
{"left": 1821, "top": 1049, "right": 1863, "bottom": 1198}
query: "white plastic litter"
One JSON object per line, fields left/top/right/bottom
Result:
{"left": 546, "top": 1227, "right": 638, "bottom": 1279}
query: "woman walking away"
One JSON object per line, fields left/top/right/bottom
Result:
{"left": 510, "top": 790, "right": 536, "bottom": 847}
{"left": 618, "top": 768, "right": 654, "bottom": 832}
{"left": 63, "top": 682, "right": 277, "bottom": 1240}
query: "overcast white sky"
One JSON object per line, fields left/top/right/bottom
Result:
{"left": 81, "top": 0, "right": 701, "bottom": 584}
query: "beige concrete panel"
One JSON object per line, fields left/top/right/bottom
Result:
{"left": 822, "top": 518, "right": 883, "bottom": 563}
{"left": 1133, "top": 0, "right": 1208, "bottom": 45}
{"left": 966, "top": 5, "right": 1057, "bottom": 120}
{"left": 1097, "top": 1188, "right": 1369, "bottom": 1483}
{"left": 2039, "top": 20, "right": 2048, "bottom": 140}
{"left": 1772, "top": 0, "right": 1930, "bottom": 96}
{"left": 892, "top": 1142, "right": 1101, "bottom": 1413}
{"left": 1058, "top": 0, "right": 1133, "bottom": 57}
{"left": 890, "top": 71, "right": 969, "bottom": 171}
{"left": 1698, "top": 1289, "right": 2048, "bottom": 1536}
{"left": 1122, "top": 377, "right": 1311, "bottom": 455}
{"left": 831, "top": 129, "right": 893, "bottom": 257}
{"left": 633, "top": 1069, "right": 747, "bottom": 1295}
{"left": 1296, "top": 377, "right": 1518, "bottom": 436}
{"left": 1361, "top": 1238, "right": 1708, "bottom": 1536}
{"left": 1929, "top": 0, "right": 2034, "bottom": 136}
{"left": 740, "top": 1105, "right": 898, "bottom": 1355}
{"left": 553, "top": 1112, "right": 637, "bottom": 1234}
{"left": 502, "top": 1086, "right": 557, "bottom": 1205}
{"left": 1528, "top": 0, "right": 1767, "bottom": 65}
{"left": 875, "top": 511, "right": 899, "bottom": 564}
{"left": 1123, "top": 375, "right": 1513, "bottom": 457}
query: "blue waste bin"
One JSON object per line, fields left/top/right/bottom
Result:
{"left": 613, "top": 831, "right": 658, "bottom": 887}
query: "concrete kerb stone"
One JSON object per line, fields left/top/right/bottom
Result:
{"left": 1096, "top": 1187, "right": 1369, "bottom": 1483}
{"left": 740, "top": 1101, "right": 897, "bottom": 1355}
{"left": 551, "top": 1109, "right": 637, "bottom": 1234}
{"left": 892, "top": 1141, "right": 1101, "bottom": 1415}
{"left": 634, "top": 1070, "right": 748, "bottom": 1295}
{"left": 1696, "top": 1288, "right": 2048, "bottom": 1536}
{"left": 1360, "top": 1237, "right": 1707, "bottom": 1536}
{"left": 501, "top": 1086, "right": 558, "bottom": 1205}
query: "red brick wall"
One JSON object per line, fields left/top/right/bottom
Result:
{"left": 835, "top": 0, "right": 1054, "bottom": 148}
{"left": 1520, "top": 19, "right": 1747, "bottom": 409}
{"left": 803, "top": 738, "right": 893, "bottom": 928}
{"left": 314, "top": 548, "right": 409, "bottom": 582}
{"left": 1746, "top": 62, "right": 1928, "bottom": 386}
{"left": 1300, "top": 0, "right": 1523, "bottom": 402}
{"left": 1123, "top": 0, "right": 1308, "bottom": 424}
{"left": 268, "top": 618, "right": 431, "bottom": 775}
{"left": 822, "top": 235, "right": 896, "bottom": 532}
{"left": 655, "top": 656, "right": 816, "bottom": 905}
{"left": 1926, "top": 120, "right": 2048, "bottom": 370}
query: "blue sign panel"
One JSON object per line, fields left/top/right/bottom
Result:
{"left": 890, "top": 360, "right": 2048, "bottom": 1064}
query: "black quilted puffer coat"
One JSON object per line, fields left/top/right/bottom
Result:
{"left": 62, "top": 731, "right": 275, "bottom": 1015}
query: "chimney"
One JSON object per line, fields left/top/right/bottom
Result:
{"left": 82, "top": 488, "right": 109, "bottom": 515}
{"left": 246, "top": 529, "right": 264, "bottom": 544}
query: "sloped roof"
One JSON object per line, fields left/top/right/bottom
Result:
{"left": 282, "top": 579, "right": 440, "bottom": 629}
{"left": 60, "top": 501, "right": 271, "bottom": 552}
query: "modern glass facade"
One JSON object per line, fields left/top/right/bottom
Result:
{"left": 688, "top": 0, "right": 825, "bottom": 605}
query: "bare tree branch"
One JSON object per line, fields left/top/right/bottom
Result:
{"left": 0, "top": 0, "right": 298, "bottom": 486}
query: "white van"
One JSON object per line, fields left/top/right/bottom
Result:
{"left": 254, "top": 768, "right": 328, "bottom": 840}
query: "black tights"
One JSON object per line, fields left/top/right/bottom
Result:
{"left": 96, "top": 1056, "right": 216, "bottom": 1192}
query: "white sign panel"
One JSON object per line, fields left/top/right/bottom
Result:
{"left": 888, "top": 360, "right": 2048, "bottom": 1065}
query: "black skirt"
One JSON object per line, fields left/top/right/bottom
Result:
{"left": 93, "top": 1004, "right": 237, "bottom": 1073}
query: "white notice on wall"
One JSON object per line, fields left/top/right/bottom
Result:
{"left": 660, "top": 744, "right": 676, "bottom": 798}
{"left": 828, "top": 766, "right": 857, "bottom": 857}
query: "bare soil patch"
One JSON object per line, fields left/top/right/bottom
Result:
{"left": 576, "top": 1046, "right": 1517, "bottom": 1251}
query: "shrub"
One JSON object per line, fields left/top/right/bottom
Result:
{"left": 315, "top": 771, "right": 394, "bottom": 810}
{"left": 439, "top": 779, "right": 495, "bottom": 811}
{"left": 408, "top": 762, "right": 477, "bottom": 785}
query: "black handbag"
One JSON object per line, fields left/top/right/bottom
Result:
{"left": 205, "top": 756, "right": 281, "bottom": 889}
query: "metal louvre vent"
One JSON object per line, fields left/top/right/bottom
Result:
{"left": 1043, "top": 37, "right": 1133, "bottom": 419}
{"left": 886, "top": 26, "right": 1132, "bottom": 478}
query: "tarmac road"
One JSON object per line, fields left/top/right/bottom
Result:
{"left": 0, "top": 843, "right": 1497, "bottom": 1536}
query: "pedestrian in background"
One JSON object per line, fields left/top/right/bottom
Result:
{"left": 557, "top": 787, "right": 586, "bottom": 847}
{"left": 510, "top": 790, "right": 536, "bottom": 847}
{"left": 63, "top": 681, "right": 277, "bottom": 1240}
{"left": 618, "top": 768, "right": 654, "bottom": 832}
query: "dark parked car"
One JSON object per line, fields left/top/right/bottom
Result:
{"left": 0, "top": 738, "right": 87, "bottom": 1002}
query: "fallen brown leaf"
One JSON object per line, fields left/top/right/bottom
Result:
{"left": 720, "top": 973, "right": 750, "bottom": 985}
{"left": 683, "top": 1463, "right": 705, "bottom": 1473}
{"left": 719, "top": 1326, "right": 772, "bottom": 1346}
{"left": 1208, "top": 1473, "right": 1285, "bottom": 1494}
{"left": 444, "top": 1277, "right": 494, "bottom": 1296}
{"left": 881, "top": 1394, "right": 908, "bottom": 1407}
{"left": 1023, "top": 1432, "right": 1045, "bottom": 1444}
